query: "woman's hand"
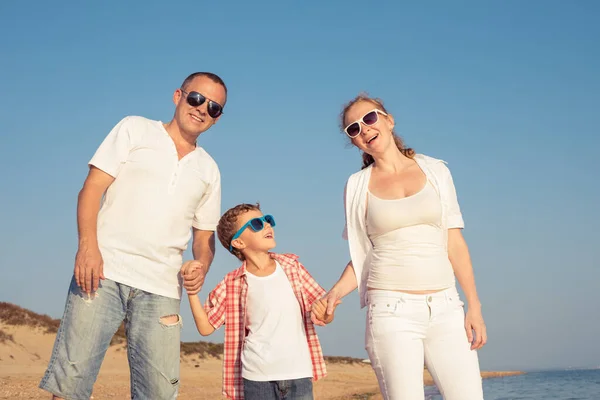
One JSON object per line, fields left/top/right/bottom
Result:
{"left": 465, "top": 306, "right": 487, "bottom": 350}
{"left": 311, "top": 290, "right": 343, "bottom": 326}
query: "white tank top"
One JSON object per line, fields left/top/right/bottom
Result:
{"left": 366, "top": 181, "right": 455, "bottom": 291}
{"left": 242, "top": 262, "right": 313, "bottom": 381}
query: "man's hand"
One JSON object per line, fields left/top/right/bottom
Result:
{"left": 181, "top": 260, "right": 207, "bottom": 295}
{"left": 74, "top": 243, "right": 105, "bottom": 294}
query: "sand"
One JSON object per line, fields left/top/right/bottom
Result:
{"left": 0, "top": 322, "right": 523, "bottom": 399}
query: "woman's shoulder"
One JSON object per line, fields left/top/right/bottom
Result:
{"left": 347, "top": 164, "right": 372, "bottom": 182}
{"left": 414, "top": 153, "right": 446, "bottom": 165}
{"left": 415, "top": 153, "right": 452, "bottom": 174}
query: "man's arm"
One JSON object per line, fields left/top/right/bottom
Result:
{"left": 183, "top": 228, "right": 216, "bottom": 295}
{"left": 75, "top": 167, "right": 115, "bottom": 293}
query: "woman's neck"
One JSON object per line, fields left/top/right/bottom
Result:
{"left": 372, "top": 146, "right": 413, "bottom": 173}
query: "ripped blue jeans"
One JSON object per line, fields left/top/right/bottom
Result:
{"left": 40, "top": 276, "right": 181, "bottom": 400}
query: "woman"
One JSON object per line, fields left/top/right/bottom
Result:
{"left": 314, "top": 94, "right": 487, "bottom": 399}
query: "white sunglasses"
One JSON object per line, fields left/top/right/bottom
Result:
{"left": 344, "top": 109, "right": 388, "bottom": 138}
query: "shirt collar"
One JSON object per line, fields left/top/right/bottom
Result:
{"left": 230, "top": 252, "right": 299, "bottom": 280}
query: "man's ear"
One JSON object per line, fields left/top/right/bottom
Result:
{"left": 173, "top": 88, "right": 184, "bottom": 106}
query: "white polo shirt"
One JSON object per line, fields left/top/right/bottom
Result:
{"left": 89, "top": 116, "right": 221, "bottom": 299}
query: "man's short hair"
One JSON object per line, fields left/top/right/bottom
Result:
{"left": 181, "top": 72, "right": 227, "bottom": 96}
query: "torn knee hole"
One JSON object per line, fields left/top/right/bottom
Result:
{"left": 159, "top": 314, "right": 180, "bottom": 326}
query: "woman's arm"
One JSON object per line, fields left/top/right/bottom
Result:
{"left": 448, "top": 228, "right": 487, "bottom": 350}
{"left": 328, "top": 261, "right": 359, "bottom": 305}
{"left": 311, "top": 261, "right": 358, "bottom": 326}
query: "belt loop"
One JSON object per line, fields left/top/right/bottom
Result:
{"left": 444, "top": 289, "right": 452, "bottom": 302}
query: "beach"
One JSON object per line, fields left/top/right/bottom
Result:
{"left": 0, "top": 303, "right": 523, "bottom": 399}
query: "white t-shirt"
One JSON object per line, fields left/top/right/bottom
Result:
{"left": 242, "top": 262, "right": 313, "bottom": 381}
{"left": 89, "top": 116, "right": 221, "bottom": 299}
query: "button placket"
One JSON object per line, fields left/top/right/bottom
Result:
{"left": 168, "top": 161, "right": 182, "bottom": 194}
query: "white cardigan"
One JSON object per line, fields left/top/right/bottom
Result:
{"left": 342, "top": 154, "right": 465, "bottom": 308}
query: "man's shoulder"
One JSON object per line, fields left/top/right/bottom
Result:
{"left": 193, "top": 147, "right": 219, "bottom": 167}
{"left": 117, "top": 115, "right": 160, "bottom": 129}
{"left": 188, "top": 147, "right": 220, "bottom": 178}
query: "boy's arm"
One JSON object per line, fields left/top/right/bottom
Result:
{"left": 182, "top": 262, "right": 226, "bottom": 336}
{"left": 188, "top": 294, "right": 216, "bottom": 336}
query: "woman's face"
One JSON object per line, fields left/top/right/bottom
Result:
{"left": 344, "top": 100, "right": 395, "bottom": 156}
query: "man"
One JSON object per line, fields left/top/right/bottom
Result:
{"left": 39, "top": 72, "right": 227, "bottom": 400}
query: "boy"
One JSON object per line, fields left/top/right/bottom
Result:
{"left": 183, "top": 203, "right": 336, "bottom": 400}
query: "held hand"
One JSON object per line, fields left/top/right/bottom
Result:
{"left": 74, "top": 244, "right": 105, "bottom": 294}
{"left": 310, "top": 291, "right": 342, "bottom": 326}
{"left": 465, "top": 307, "right": 487, "bottom": 350}
{"left": 181, "top": 260, "right": 206, "bottom": 295}
{"left": 311, "top": 298, "right": 340, "bottom": 324}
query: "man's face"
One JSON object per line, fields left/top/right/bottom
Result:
{"left": 173, "top": 76, "right": 227, "bottom": 137}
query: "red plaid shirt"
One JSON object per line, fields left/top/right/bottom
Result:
{"left": 204, "top": 253, "right": 327, "bottom": 400}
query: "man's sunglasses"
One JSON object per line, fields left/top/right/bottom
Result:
{"left": 229, "top": 215, "right": 276, "bottom": 252}
{"left": 344, "top": 109, "right": 388, "bottom": 138}
{"left": 180, "top": 89, "right": 224, "bottom": 119}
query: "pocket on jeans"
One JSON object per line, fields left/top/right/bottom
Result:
{"left": 369, "top": 299, "right": 399, "bottom": 316}
{"left": 368, "top": 299, "right": 401, "bottom": 338}
{"left": 447, "top": 293, "right": 465, "bottom": 308}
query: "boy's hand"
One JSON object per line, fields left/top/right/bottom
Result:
{"left": 181, "top": 260, "right": 206, "bottom": 295}
{"left": 311, "top": 298, "right": 339, "bottom": 325}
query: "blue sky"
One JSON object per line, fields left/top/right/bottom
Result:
{"left": 1, "top": 1, "right": 598, "bottom": 371}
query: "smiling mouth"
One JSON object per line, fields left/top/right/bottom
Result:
{"left": 190, "top": 114, "right": 204, "bottom": 123}
{"left": 367, "top": 134, "right": 379, "bottom": 144}
{"left": 264, "top": 232, "right": 274, "bottom": 239}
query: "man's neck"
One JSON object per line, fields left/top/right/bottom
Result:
{"left": 163, "top": 119, "right": 198, "bottom": 148}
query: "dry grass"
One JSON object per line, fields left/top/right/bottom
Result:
{"left": 0, "top": 302, "right": 373, "bottom": 363}
{"left": 324, "top": 356, "right": 366, "bottom": 365}
{"left": 0, "top": 302, "right": 127, "bottom": 346}
{"left": 0, "top": 302, "right": 60, "bottom": 334}
{"left": 180, "top": 341, "right": 224, "bottom": 359}
{"left": 0, "top": 329, "right": 14, "bottom": 344}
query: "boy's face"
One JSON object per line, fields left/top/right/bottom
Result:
{"left": 232, "top": 209, "right": 276, "bottom": 255}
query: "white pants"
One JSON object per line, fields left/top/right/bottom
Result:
{"left": 365, "top": 287, "right": 484, "bottom": 400}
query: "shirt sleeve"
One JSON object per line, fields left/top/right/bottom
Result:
{"left": 192, "top": 167, "right": 221, "bottom": 231}
{"left": 442, "top": 163, "right": 465, "bottom": 229}
{"left": 88, "top": 116, "right": 135, "bottom": 178}
{"left": 297, "top": 261, "right": 327, "bottom": 309}
{"left": 204, "top": 280, "right": 227, "bottom": 329}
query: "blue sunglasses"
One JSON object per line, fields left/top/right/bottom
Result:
{"left": 229, "top": 214, "right": 276, "bottom": 252}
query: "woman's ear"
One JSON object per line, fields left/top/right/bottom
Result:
{"left": 386, "top": 113, "right": 395, "bottom": 130}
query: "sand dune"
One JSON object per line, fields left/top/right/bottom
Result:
{"left": 0, "top": 302, "right": 523, "bottom": 399}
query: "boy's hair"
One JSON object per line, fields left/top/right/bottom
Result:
{"left": 217, "top": 203, "right": 261, "bottom": 261}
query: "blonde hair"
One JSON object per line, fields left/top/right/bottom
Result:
{"left": 340, "top": 93, "right": 415, "bottom": 169}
